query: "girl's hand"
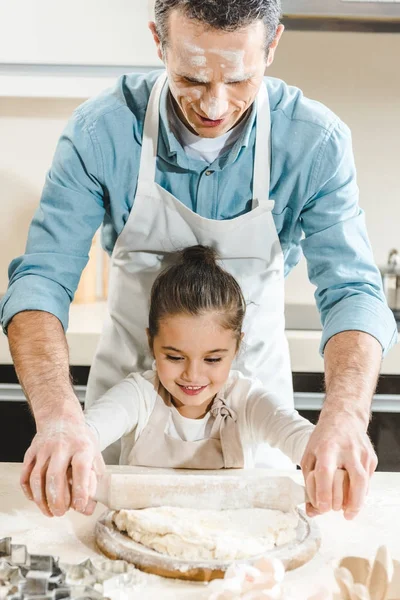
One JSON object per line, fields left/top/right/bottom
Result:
{"left": 20, "top": 418, "right": 105, "bottom": 517}
{"left": 305, "top": 469, "right": 351, "bottom": 518}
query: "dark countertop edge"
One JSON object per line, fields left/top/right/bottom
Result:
{"left": 1, "top": 364, "right": 400, "bottom": 395}
{"left": 0, "top": 364, "right": 90, "bottom": 386}
{"left": 282, "top": 16, "right": 400, "bottom": 33}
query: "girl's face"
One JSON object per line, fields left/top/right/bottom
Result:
{"left": 150, "top": 312, "right": 240, "bottom": 419}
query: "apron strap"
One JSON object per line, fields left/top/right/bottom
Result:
{"left": 136, "top": 72, "right": 168, "bottom": 197}
{"left": 252, "top": 82, "right": 272, "bottom": 209}
{"left": 210, "top": 397, "right": 244, "bottom": 469}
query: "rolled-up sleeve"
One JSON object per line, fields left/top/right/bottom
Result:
{"left": 300, "top": 119, "right": 397, "bottom": 356}
{"left": 0, "top": 109, "right": 105, "bottom": 333}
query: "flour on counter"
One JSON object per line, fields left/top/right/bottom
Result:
{"left": 112, "top": 507, "right": 299, "bottom": 562}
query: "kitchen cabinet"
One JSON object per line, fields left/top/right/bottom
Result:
{"left": 0, "top": 0, "right": 162, "bottom": 98}
{"left": 0, "top": 365, "right": 85, "bottom": 462}
{"left": 0, "top": 400, "right": 35, "bottom": 462}
{"left": 0, "top": 0, "right": 160, "bottom": 67}
{"left": 293, "top": 372, "right": 400, "bottom": 472}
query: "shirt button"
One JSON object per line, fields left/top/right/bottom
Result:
{"left": 205, "top": 170, "right": 214, "bottom": 176}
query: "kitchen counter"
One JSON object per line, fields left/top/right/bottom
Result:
{"left": 1, "top": 463, "right": 400, "bottom": 598}
{"left": 0, "top": 302, "right": 399, "bottom": 374}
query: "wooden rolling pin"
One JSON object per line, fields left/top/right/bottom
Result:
{"left": 92, "top": 467, "right": 348, "bottom": 512}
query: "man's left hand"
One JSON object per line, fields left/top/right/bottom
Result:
{"left": 301, "top": 411, "right": 377, "bottom": 520}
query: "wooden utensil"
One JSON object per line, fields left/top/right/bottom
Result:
{"left": 339, "top": 557, "right": 371, "bottom": 586}
{"left": 387, "top": 559, "right": 400, "bottom": 600}
{"left": 93, "top": 466, "right": 349, "bottom": 513}
{"left": 336, "top": 546, "right": 400, "bottom": 600}
{"left": 335, "top": 567, "right": 356, "bottom": 600}
{"left": 92, "top": 466, "right": 308, "bottom": 511}
{"left": 352, "top": 583, "right": 371, "bottom": 600}
{"left": 368, "top": 546, "right": 393, "bottom": 600}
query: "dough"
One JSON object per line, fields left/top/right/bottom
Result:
{"left": 112, "top": 507, "right": 299, "bottom": 562}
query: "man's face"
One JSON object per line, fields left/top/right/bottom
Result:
{"left": 150, "top": 11, "right": 283, "bottom": 138}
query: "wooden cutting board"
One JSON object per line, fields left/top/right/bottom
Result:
{"left": 95, "top": 509, "right": 321, "bottom": 582}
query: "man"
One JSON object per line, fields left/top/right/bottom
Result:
{"left": 1, "top": 0, "right": 396, "bottom": 519}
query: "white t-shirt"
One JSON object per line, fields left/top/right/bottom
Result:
{"left": 85, "top": 370, "right": 314, "bottom": 468}
{"left": 168, "top": 94, "right": 248, "bottom": 164}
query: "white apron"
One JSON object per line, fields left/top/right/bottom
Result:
{"left": 85, "top": 72, "right": 294, "bottom": 468}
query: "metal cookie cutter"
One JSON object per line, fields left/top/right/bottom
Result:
{"left": 0, "top": 538, "right": 105, "bottom": 600}
{"left": 61, "top": 558, "right": 146, "bottom": 596}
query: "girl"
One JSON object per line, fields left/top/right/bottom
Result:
{"left": 84, "top": 245, "right": 314, "bottom": 469}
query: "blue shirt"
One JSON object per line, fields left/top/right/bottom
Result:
{"left": 1, "top": 70, "right": 397, "bottom": 355}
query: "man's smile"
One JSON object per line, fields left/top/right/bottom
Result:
{"left": 197, "top": 114, "right": 225, "bottom": 128}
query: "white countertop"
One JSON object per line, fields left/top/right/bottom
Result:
{"left": 1, "top": 302, "right": 399, "bottom": 374}
{"left": 1, "top": 463, "right": 400, "bottom": 598}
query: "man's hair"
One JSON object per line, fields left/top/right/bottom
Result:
{"left": 154, "top": 0, "right": 282, "bottom": 53}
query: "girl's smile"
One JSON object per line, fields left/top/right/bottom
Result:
{"left": 177, "top": 384, "right": 209, "bottom": 396}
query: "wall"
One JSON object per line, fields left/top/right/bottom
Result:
{"left": 0, "top": 98, "right": 80, "bottom": 295}
{"left": 0, "top": 30, "right": 399, "bottom": 302}
{"left": 0, "top": 0, "right": 159, "bottom": 66}
{"left": 268, "top": 30, "right": 400, "bottom": 303}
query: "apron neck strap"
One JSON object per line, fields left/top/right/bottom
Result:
{"left": 136, "top": 72, "right": 168, "bottom": 196}
{"left": 252, "top": 81, "right": 271, "bottom": 207}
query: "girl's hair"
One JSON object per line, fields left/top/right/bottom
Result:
{"left": 148, "top": 245, "right": 246, "bottom": 348}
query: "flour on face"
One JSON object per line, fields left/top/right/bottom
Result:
{"left": 113, "top": 507, "right": 299, "bottom": 562}
{"left": 200, "top": 97, "right": 229, "bottom": 120}
{"left": 182, "top": 42, "right": 207, "bottom": 68}
{"left": 213, "top": 48, "right": 245, "bottom": 65}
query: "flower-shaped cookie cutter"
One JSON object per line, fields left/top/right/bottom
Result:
{"left": 207, "top": 557, "right": 331, "bottom": 599}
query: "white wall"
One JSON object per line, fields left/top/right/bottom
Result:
{"left": 268, "top": 30, "right": 400, "bottom": 303}
{"left": 1, "top": 30, "right": 399, "bottom": 301}
{"left": 0, "top": 0, "right": 160, "bottom": 66}
{"left": 0, "top": 98, "right": 81, "bottom": 294}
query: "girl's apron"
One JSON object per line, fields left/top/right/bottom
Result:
{"left": 127, "top": 385, "right": 245, "bottom": 469}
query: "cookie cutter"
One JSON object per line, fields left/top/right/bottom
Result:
{"left": 0, "top": 537, "right": 131, "bottom": 600}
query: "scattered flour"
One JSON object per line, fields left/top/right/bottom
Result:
{"left": 113, "top": 507, "right": 299, "bottom": 562}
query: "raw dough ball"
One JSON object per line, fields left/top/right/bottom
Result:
{"left": 112, "top": 507, "right": 299, "bottom": 562}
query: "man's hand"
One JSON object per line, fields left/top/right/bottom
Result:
{"left": 301, "top": 411, "right": 377, "bottom": 520}
{"left": 7, "top": 312, "right": 105, "bottom": 517}
{"left": 301, "top": 330, "right": 381, "bottom": 519}
{"left": 20, "top": 416, "right": 105, "bottom": 517}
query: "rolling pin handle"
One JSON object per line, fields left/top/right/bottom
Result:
{"left": 92, "top": 473, "right": 111, "bottom": 507}
{"left": 303, "top": 469, "right": 349, "bottom": 509}
{"left": 289, "top": 477, "right": 308, "bottom": 506}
